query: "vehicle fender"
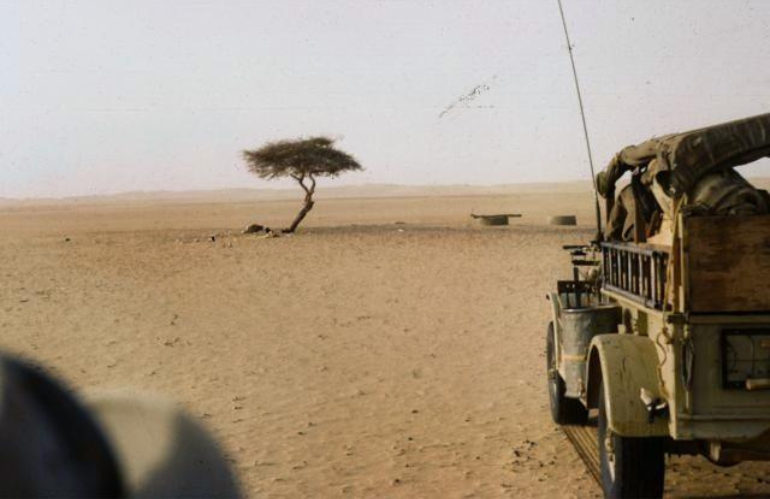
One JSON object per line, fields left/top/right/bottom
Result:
{"left": 548, "top": 292, "right": 561, "bottom": 335}
{"left": 547, "top": 292, "right": 562, "bottom": 367}
{"left": 586, "top": 334, "right": 669, "bottom": 437}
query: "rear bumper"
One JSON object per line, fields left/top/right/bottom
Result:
{"left": 673, "top": 414, "right": 770, "bottom": 442}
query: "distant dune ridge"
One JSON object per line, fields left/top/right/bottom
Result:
{"left": 4, "top": 176, "right": 770, "bottom": 208}
{"left": 0, "top": 181, "right": 596, "bottom": 207}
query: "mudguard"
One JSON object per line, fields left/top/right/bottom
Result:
{"left": 548, "top": 292, "right": 561, "bottom": 335}
{"left": 547, "top": 292, "right": 563, "bottom": 368}
{"left": 586, "top": 334, "right": 669, "bottom": 437}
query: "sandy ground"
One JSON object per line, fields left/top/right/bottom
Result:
{"left": 1, "top": 189, "right": 770, "bottom": 498}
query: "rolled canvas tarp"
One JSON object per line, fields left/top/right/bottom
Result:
{"left": 609, "top": 112, "right": 770, "bottom": 195}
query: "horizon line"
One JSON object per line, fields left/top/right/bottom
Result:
{"left": 1, "top": 179, "right": 596, "bottom": 203}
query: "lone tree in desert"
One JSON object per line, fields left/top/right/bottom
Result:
{"left": 243, "top": 137, "right": 363, "bottom": 233}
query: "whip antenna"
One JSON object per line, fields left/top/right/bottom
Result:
{"left": 557, "top": 0, "right": 603, "bottom": 239}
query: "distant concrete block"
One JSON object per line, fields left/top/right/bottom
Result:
{"left": 470, "top": 214, "right": 522, "bottom": 226}
{"left": 547, "top": 215, "right": 577, "bottom": 226}
{"left": 478, "top": 215, "right": 509, "bottom": 226}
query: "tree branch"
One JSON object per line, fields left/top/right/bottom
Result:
{"left": 308, "top": 174, "right": 317, "bottom": 194}
{"left": 294, "top": 174, "right": 311, "bottom": 196}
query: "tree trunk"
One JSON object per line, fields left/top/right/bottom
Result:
{"left": 284, "top": 196, "right": 315, "bottom": 233}
{"left": 284, "top": 174, "right": 316, "bottom": 233}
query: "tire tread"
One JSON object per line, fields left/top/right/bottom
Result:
{"left": 598, "top": 383, "right": 665, "bottom": 498}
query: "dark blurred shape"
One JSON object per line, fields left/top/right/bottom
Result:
{"left": 89, "top": 394, "right": 242, "bottom": 499}
{"left": 0, "top": 354, "right": 242, "bottom": 498}
{"left": 0, "top": 355, "right": 124, "bottom": 497}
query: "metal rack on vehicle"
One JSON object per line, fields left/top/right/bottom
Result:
{"left": 600, "top": 242, "right": 669, "bottom": 310}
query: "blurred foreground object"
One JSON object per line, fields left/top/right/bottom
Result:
{"left": 0, "top": 356, "right": 123, "bottom": 497}
{"left": 0, "top": 354, "right": 241, "bottom": 498}
{"left": 89, "top": 394, "right": 241, "bottom": 498}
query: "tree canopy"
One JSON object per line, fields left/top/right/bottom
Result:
{"left": 242, "top": 136, "right": 362, "bottom": 180}
{"left": 242, "top": 136, "right": 363, "bottom": 233}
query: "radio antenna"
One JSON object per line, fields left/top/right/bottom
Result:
{"left": 556, "top": 0, "right": 603, "bottom": 240}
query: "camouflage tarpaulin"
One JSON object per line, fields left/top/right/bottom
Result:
{"left": 608, "top": 112, "right": 770, "bottom": 195}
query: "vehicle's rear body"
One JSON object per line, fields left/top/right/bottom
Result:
{"left": 599, "top": 214, "right": 770, "bottom": 457}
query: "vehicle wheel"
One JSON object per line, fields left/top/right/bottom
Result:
{"left": 598, "top": 382, "right": 665, "bottom": 498}
{"left": 546, "top": 322, "right": 588, "bottom": 425}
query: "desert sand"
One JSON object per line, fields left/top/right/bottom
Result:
{"left": 1, "top": 185, "right": 769, "bottom": 498}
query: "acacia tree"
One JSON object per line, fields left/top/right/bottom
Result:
{"left": 243, "top": 136, "right": 363, "bottom": 233}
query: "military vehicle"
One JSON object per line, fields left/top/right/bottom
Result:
{"left": 546, "top": 112, "right": 770, "bottom": 498}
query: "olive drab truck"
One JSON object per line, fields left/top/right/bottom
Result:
{"left": 546, "top": 112, "right": 770, "bottom": 498}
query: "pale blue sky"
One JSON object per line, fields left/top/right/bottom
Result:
{"left": 2, "top": 0, "right": 770, "bottom": 198}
